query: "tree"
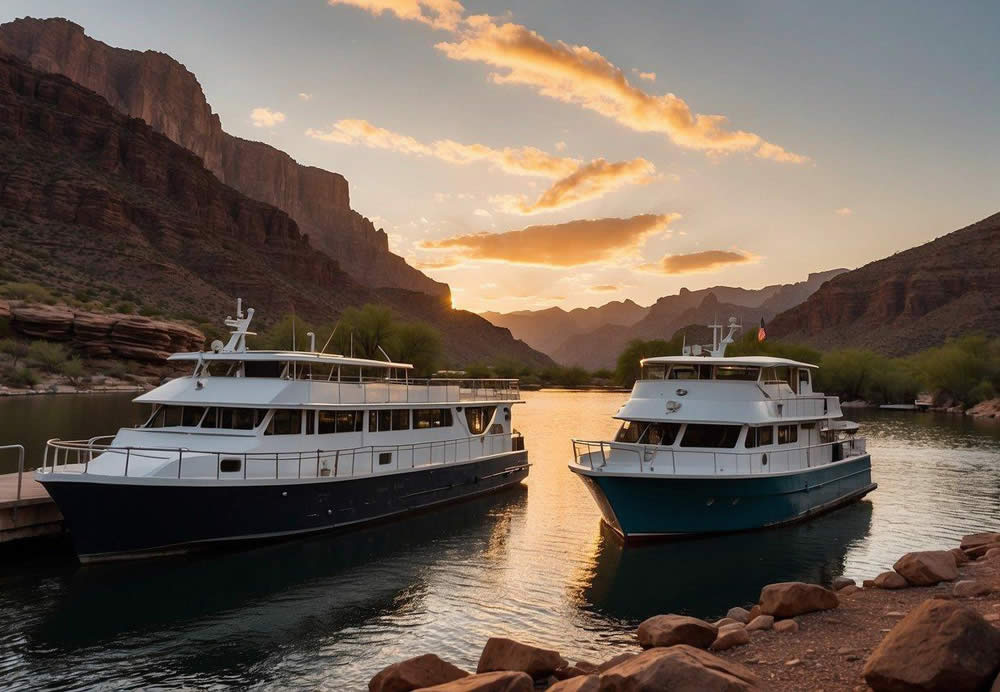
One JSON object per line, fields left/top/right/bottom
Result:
{"left": 390, "top": 322, "right": 442, "bottom": 376}
{"left": 334, "top": 304, "right": 395, "bottom": 360}
{"left": 615, "top": 337, "right": 680, "bottom": 386}
{"left": 61, "top": 358, "right": 86, "bottom": 387}
{"left": 0, "top": 338, "right": 29, "bottom": 368}
{"left": 27, "top": 341, "right": 68, "bottom": 373}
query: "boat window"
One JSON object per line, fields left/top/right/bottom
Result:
{"left": 668, "top": 365, "right": 699, "bottom": 380}
{"left": 243, "top": 360, "right": 284, "bottom": 378}
{"left": 219, "top": 457, "right": 242, "bottom": 473}
{"left": 614, "top": 420, "right": 644, "bottom": 443}
{"left": 318, "top": 410, "right": 364, "bottom": 434}
{"left": 762, "top": 366, "right": 790, "bottom": 385}
{"left": 745, "top": 425, "right": 774, "bottom": 448}
{"left": 714, "top": 366, "right": 760, "bottom": 381}
{"left": 368, "top": 409, "right": 411, "bottom": 432}
{"left": 799, "top": 369, "right": 810, "bottom": 389}
{"left": 413, "top": 408, "right": 454, "bottom": 429}
{"left": 638, "top": 422, "right": 681, "bottom": 445}
{"left": 489, "top": 423, "right": 504, "bottom": 434}
{"left": 465, "top": 406, "right": 496, "bottom": 435}
{"left": 305, "top": 411, "right": 315, "bottom": 435}
{"left": 163, "top": 406, "right": 183, "bottom": 427}
{"left": 265, "top": 409, "right": 303, "bottom": 435}
{"left": 679, "top": 424, "right": 741, "bottom": 448}
{"left": 642, "top": 364, "right": 667, "bottom": 380}
{"left": 778, "top": 424, "right": 798, "bottom": 445}
{"left": 182, "top": 406, "right": 206, "bottom": 427}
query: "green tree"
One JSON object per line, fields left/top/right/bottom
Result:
{"left": 389, "top": 322, "right": 442, "bottom": 376}
{"left": 0, "top": 338, "right": 29, "bottom": 367}
{"left": 27, "top": 341, "right": 68, "bottom": 373}
{"left": 334, "top": 304, "right": 396, "bottom": 360}
{"left": 61, "top": 358, "right": 86, "bottom": 387}
{"left": 615, "top": 337, "right": 680, "bottom": 386}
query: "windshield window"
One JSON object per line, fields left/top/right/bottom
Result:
{"left": 638, "top": 422, "right": 681, "bottom": 445}
{"left": 679, "top": 424, "right": 741, "bottom": 448}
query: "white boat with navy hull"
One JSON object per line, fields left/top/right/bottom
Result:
{"left": 36, "top": 302, "right": 529, "bottom": 562}
{"left": 569, "top": 318, "right": 875, "bottom": 540}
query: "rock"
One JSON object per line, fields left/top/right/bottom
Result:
{"left": 726, "top": 607, "right": 751, "bottom": 624}
{"left": 719, "top": 623, "right": 745, "bottom": 633}
{"left": 759, "top": 582, "right": 839, "bottom": 617}
{"left": 961, "top": 532, "right": 1000, "bottom": 551}
{"left": 596, "top": 654, "right": 636, "bottom": 674}
{"left": 637, "top": 614, "right": 718, "bottom": 650}
{"left": 773, "top": 619, "right": 799, "bottom": 634}
{"left": 839, "top": 585, "right": 861, "bottom": 596}
{"left": 833, "top": 576, "right": 856, "bottom": 591}
{"left": 745, "top": 615, "right": 774, "bottom": 632}
{"left": 747, "top": 605, "right": 761, "bottom": 621}
{"left": 785, "top": 659, "right": 801, "bottom": 667}
{"left": 571, "top": 661, "right": 597, "bottom": 675}
{"left": 893, "top": 551, "right": 959, "bottom": 586}
{"left": 713, "top": 618, "right": 740, "bottom": 628}
{"left": 599, "top": 645, "right": 761, "bottom": 691}
{"left": 951, "top": 548, "right": 971, "bottom": 565}
{"left": 965, "top": 542, "right": 1000, "bottom": 560}
{"left": 710, "top": 627, "right": 750, "bottom": 651}
{"left": 414, "top": 671, "right": 532, "bottom": 692}
{"left": 987, "top": 548, "right": 1000, "bottom": 561}
{"left": 369, "top": 654, "right": 469, "bottom": 692}
{"left": 476, "top": 638, "right": 564, "bottom": 677}
{"left": 954, "top": 580, "right": 992, "bottom": 598}
{"left": 863, "top": 599, "right": 1000, "bottom": 691}
{"left": 873, "top": 571, "right": 909, "bottom": 589}
{"left": 547, "top": 676, "right": 599, "bottom": 692}
{"left": 863, "top": 579, "right": 876, "bottom": 588}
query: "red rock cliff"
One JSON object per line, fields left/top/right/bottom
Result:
{"left": 0, "top": 16, "right": 449, "bottom": 299}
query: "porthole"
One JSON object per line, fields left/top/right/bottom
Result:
{"left": 378, "top": 452, "right": 392, "bottom": 465}
{"left": 761, "top": 453, "right": 768, "bottom": 467}
{"left": 220, "top": 457, "right": 242, "bottom": 473}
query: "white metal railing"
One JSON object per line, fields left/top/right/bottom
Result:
{"left": 40, "top": 432, "right": 525, "bottom": 481}
{"left": 1, "top": 444, "right": 26, "bottom": 506}
{"left": 197, "top": 377, "right": 520, "bottom": 404}
{"left": 759, "top": 395, "right": 838, "bottom": 419}
{"left": 571, "top": 437, "right": 867, "bottom": 476}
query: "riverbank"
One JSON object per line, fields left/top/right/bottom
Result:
{"left": 368, "top": 531, "right": 1000, "bottom": 691}
{"left": 0, "top": 381, "right": 149, "bottom": 397}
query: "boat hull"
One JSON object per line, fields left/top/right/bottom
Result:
{"left": 40, "top": 452, "right": 529, "bottom": 562}
{"left": 571, "top": 455, "right": 874, "bottom": 538}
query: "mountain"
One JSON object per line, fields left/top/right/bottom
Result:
{"left": 481, "top": 299, "right": 649, "bottom": 355}
{"left": 769, "top": 213, "right": 1000, "bottom": 355}
{"left": 0, "top": 16, "right": 448, "bottom": 299}
{"left": 0, "top": 52, "right": 551, "bottom": 368}
{"left": 483, "top": 270, "right": 845, "bottom": 369}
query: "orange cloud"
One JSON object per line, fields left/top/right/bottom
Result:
{"left": 491, "top": 158, "right": 656, "bottom": 215}
{"left": 329, "top": 1, "right": 808, "bottom": 162}
{"left": 589, "top": 284, "right": 619, "bottom": 292}
{"left": 309, "top": 120, "right": 657, "bottom": 212}
{"left": 420, "top": 213, "right": 677, "bottom": 266}
{"left": 250, "top": 107, "right": 286, "bottom": 128}
{"left": 642, "top": 250, "right": 756, "bottom": 274}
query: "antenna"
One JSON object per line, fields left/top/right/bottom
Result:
{"left": 350, "top": 330, "right": 354, "bottom": 358}
{"left": 319, "top": 322, "right": 340, "bottom": 354}
{"left": 377, "top": 345, "right": 392, "bottom": 362}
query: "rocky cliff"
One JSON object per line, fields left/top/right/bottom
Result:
{"left": 0, "top": 52, "right": 550, "bottom": 368}
{"left": 769, "top": 213, "right": 1000, "bottom": 355}
{"left": 0, "top": 16, "right": 448, "bottom": 299}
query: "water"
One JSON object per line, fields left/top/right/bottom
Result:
{"left": 0, "top": 391, "right": 999, "bottom": 690}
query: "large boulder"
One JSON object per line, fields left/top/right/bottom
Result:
{"left": 600, "top": 645, "right": 760, "bottom": 691}
{"left": 960, "top": 532, "right": 1000, "bottom": 551}
{"left": 873, "top": 571, "right": 909, "bottom": 589}
{"left": 832, "top": 576, "right": 856, "bottom": 591}
{"left": 863, "top": 599, "right": 1000, "bottom": 691}
{"left": 758, "top": 582, "right": 839, "bottom": 617}
{"left": 893, "top": 551, "right": 959, "bottom": 586}
{"left": 953, "top": 580, "right": 992, "bottom": 598}
{"left": 710, "top": 627, "right": 750, "bottom": 651}
{"left": 415, "top": 671, "right": 532, "bottom": 692}
{"left": 370, "top": 654, "right": 469, "bottom": 692}
{"left": 547, "top": 676, "right": 599, "bottom": 692}
{"left": 476, "top": 638, "right": 564, "bottom": 677}
{"left": 636, "top": 615, "right": 718, "bottom": 649}
{"left": 745, "top": 615, "right": 774, "bottom": 632}
{"left": 726, "top": 607, "right": 751, "bottom": 624}
{"left": 967, "top": 542, "right": 1000, "bottom": 560}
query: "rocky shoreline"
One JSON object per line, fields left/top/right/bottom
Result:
{"left": 366, "top": 531, "right": 1000, "bottom": 691}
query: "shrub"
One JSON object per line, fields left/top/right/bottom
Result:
{"left": 114, "top": 301, "right": 137, "bottom": 314}
{"left": 61, "top": 358, "right": 86, "bottom": 387}
{"left": 0, "top": 338, "right": 29, "bottom": 367}
{"left": 0, "top": 281, "right": 55, "bottom": 303}
{"left": 8, "top": 366, "right": 39, "bottom": 388}
{"left": 27, "top": 341, "right": 69, "bottom": 372}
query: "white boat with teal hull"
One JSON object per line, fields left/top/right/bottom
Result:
{"left": 569, "top": 318, "right": 875, "bottom": 539}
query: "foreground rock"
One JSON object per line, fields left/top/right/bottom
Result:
{"left": 759, "top": 582, "right": 839, "bottom": 617}
{"left": 370, "top": 654, "right": 468, "bottom": 692}
{"left": 832, "top": 576, "right": 856, "bottom": 591}
{"left": 600, "top": 645, "right": 761, "bottom": 691}
{"left": 710, "top": 627, "right": 750, "bottom": 651}
{"left": 862, "top": 599, "right": 1000, "bottom": 691}
{"left": 476, "top": 638, "right": 564, "bottom": 677}
{"left": 953, "top": 580, "right": 992, "bottom": 598}
{"left": 636, "top": 614, "right": 718, "bottom": 649}
{"left": 547, "top": 676, "right": 599, "bottom": 692}
{"left": 726, "top": 607, "right": 751, "bottom": 624}
{"left": 961, "top": 532, "right": 1000, "bottom": 551}
{"left": 416, "top": 671, "right": 532, "bottom": 692}
{"left": 873, "top": 571, "right": 909, "bottom": 589}
{"left": 745, "top": 615, "right": 773, "bottom": 632}
{"left": 893, "top": 551, "right": 959, "bottom": 586}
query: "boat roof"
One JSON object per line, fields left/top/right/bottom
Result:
{"left": 639, "top": 355, "right": 818, "bottom": 369}
{"left": 168, "top": 350, "right": 414, "bottom": 370}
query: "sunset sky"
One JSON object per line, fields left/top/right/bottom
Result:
{"left": 7, "top": 1, "right": 1000, "bottom": 313}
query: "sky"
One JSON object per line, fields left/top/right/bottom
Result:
{"left": 5, "top": 1, "right": 999, "bottom": 313}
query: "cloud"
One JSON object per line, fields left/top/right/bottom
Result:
{"left": 835, "top": 207, "right": 853, "bottom": 216}
{"left": 298, "top": 92, "right": 313, "bottom": 101}
{"left": 589, "top": 284, "right": 619, "bottom": 292}
{"left": 491, "top": 157, "right": 656, "bottom": 214}
{"left": 755, "top": 141, "right": 810, "bottom": 164}
{"left": 327, "top": 0, "right": 464, "bottom": 30}
{"left": 420, "top": 213, "right": 677, "bottom": 266}
{"left": 250, "top": 107, "right": 286, "bottom": 128}
{"left": 414, "top": 256, "right": 463, "bottom": 269}
{"left": 473, "top": 208, "right": 492, "bottom": 217}
{"left": 310, "top": 119, "right": 656, "bottom": 212}
{"left": 641, "top": 249, "right": 756, "bottom": 274}
{"left": 554, "top": 140, "right": 567, "bottom": 151}
{"left": 637, "top": 71, "right": 656, "bottom": 81}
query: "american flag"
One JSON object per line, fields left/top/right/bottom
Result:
{"left": 757, "top": 317, "right": 767, "bottom": 342}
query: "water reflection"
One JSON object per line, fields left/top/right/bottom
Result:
{"left": 576, "top": 500, "right": 873, "bottom": 623}
{"left": 3, "top": 487, "right": 527, "bottom": 690}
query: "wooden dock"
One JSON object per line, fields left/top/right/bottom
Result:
{"left": 0, "top": 471, "right": 63, "bottom": 544}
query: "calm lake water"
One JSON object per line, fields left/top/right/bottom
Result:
{"left": 1, "top": 390, "right": 999, "bottom": 690}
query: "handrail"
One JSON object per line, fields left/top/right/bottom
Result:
{"left": 40, "top": 432, "right": 519, "bottom": 481}
{"left": 1, "top": 444, "right": 26, "bottom": 505}
{"left": 571, "top": 436, "right": 866, "bottom": 475}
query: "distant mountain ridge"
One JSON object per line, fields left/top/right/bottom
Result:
{"left": 769, "top": 212, "right": 1000, "bottom": 354}
{"left": 0, "top": 52, "right": 551, "bottom": 367}
{"left": 483, "top": 270, "right": 846, "bottom": 369}
{"left": 0, "top": 16, "right": 449, "bottom": 299}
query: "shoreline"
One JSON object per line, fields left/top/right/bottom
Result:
{"left": 0, "top": 384, "right": 148, "bottom": 397}
{"left": 368, "top": 532, "right": 1000, "bottom": 691}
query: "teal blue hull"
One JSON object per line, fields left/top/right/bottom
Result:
{"left": 574, "top": 456, "right": 875, "bottom": 538}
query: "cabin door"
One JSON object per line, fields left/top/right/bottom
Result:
{"left": 798, "top": 369, "right": 813, "bottom": 395}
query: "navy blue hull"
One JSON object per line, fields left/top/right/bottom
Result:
{"left": 574, "top": 455, "right": 874, "bottom": 538}
{"left": 41, "top": 452, "right": 528, "bottom": 561}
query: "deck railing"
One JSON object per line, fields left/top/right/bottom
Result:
{"left": 571, "top": 437, "right": 867, "bottom": 476}
{"left": 40, "top": 432, "right": 524, "bottom": 482}
{"left": 198, "top": 377, "right": 520, "bottom": 404}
